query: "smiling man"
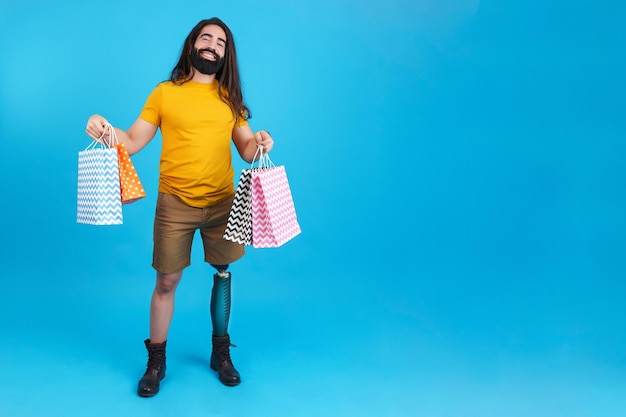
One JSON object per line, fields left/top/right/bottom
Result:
{"left": 85, "top": 18, "right": 274, "bottom": 397}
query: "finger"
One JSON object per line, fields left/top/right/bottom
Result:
{"left": 86, "top": 124, "right": 106, "bottom": 141}
{"left": 254, "top": 132, "right": 263, "bottom": 147}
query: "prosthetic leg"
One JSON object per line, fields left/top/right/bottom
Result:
{"left": 209, "top": 265, "right": 241, "bottom": 386}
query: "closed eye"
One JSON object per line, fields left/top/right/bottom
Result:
{"left": 199, "top": 33, "right": 227, "bottom": 48}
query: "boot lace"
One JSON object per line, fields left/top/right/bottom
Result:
{"left": 215, "top": 342, "right": 237, "bottom": 363}
{"left": 147, "top": 349, "right": 165, "bottom": 370}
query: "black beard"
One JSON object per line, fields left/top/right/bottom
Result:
{"left": 191, "top": 47, "right": 225, "bottom": 75}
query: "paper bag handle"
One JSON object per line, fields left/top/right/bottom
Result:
{"left": 249, "top": 146, "right": 275, "bottom": 169}
{"left": 85, "top": 122, "right": 119, "bottom": 150}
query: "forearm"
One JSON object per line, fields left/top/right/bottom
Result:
{"left": 240, "top": 138, "right": 261, "bottom": 164}
{"left": 232, "top": 126, "right": 274, "bottom": 163}
{"left": 113, "top": 127, "right": 140, "bottom": 155}
{"left": 86, "top": 114, "right": 156, "bottom": 156}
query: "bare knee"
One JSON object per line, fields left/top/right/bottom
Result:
{"left": 155, "top": 272, "right": 182, "bottom": 295}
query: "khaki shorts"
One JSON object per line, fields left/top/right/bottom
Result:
{"left": 152, "top": 192, "right": 245, "bottom": 274}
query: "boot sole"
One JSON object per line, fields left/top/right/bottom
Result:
{"left": 221, "top": 380, "right": 241, "bottom": 387}
{"left": 211, "top": 363, "right": 241, "bottom": 386}
{"left": 138, "top": 390, "right": 159, "bottom": 398}
{"left": 137, "top": 374, "right": 165, "bottom": 397}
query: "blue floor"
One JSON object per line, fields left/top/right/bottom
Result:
{"left": 1, "top": 232, "right": 625, "bottom": 417}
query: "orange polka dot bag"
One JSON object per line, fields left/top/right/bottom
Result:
{"left": 115, "top": 142, "right": 146, "bottom": 204}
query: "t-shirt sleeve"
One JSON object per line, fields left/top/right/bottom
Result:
{"left": 139, "top": 84, "right": 162, "bottom": 126}
{"left": 235, "top": 116, "right": 249, "bottom": 128}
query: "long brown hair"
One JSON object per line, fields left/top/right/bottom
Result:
{"left": 170, "top": 18, "right": 251, "bottom": 122}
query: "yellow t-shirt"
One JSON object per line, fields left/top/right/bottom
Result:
{"left": 139, "top": 80, "right": 248, "bottom": 208}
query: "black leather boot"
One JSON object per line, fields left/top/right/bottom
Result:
{"left": 210, "top": 334, "right": 241, "bottom": 386}
{"left": 137, "top": 339, "right": 167, "bottom": 397}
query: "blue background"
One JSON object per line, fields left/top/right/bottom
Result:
{"left": 1, "top": 1, "right": 625, "bottom": 416}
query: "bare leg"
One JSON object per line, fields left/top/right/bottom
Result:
{"left": 149, "top": 271, "right": 183, "bottom": 343}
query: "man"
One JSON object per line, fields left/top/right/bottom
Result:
{"left": 85, "top": 17, "right": 274, "bottom": 397}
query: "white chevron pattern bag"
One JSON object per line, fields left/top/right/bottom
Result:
{"left": 77, "top": 131, "right": 123, "bottom": 225}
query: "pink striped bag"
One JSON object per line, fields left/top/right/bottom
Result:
{"left": 251, "top": 153, "right": 301, "bottom": 248}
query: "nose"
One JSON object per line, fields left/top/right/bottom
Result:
{"left": 206, "top": 37, "right": 221, "bottom": 51}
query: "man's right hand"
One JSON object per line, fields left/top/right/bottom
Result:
{"left": 85, "top": 114, "right": 111, "bottom": 143}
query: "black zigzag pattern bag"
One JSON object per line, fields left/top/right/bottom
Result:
{"left": 223, "top": 168, "right": 255, "bottom": 245}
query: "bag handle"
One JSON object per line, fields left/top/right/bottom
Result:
{"left": 104, "top": 123, "right": 120, "bottom": 147}
{"left": 85, "top": 122, "right": 119, "bottom": 150}
{"left": 249, "top": 146, "right": 275, "bottom": 169}
{"left": 260, "top": 151, "right": 275, "bottom": 169}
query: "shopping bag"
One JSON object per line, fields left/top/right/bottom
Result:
{"left": 223, "top": 167, "right": 255, "bottom": 245}
{"left": 251, "top": 153, "right": 301, "bottom": 248}
{"left": 224, "top": 147, "right": 267, "bottom": 245}
{"left": 115, "top": 142, "right": 146, "bottom": 204}
{"left": 77, "top": 136, "right": 123, "bottom": 225}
